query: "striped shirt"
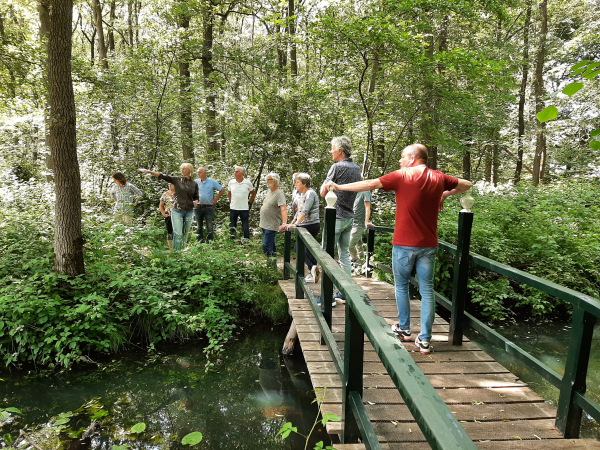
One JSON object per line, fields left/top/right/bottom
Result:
{"left": 320, "top": 158, "right": 361, "bottom": 219}
{"left": 110, "top": 182, "right": 142, "bottom": 212}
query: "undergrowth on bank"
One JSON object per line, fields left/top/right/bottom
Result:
{"left": 371, "top": 180, "right": 600, "bottom": 322}
{"left": 0, "top": 204, "right": 288, "bottom": 369}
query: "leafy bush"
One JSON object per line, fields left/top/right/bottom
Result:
{"left": 0, "top": 202, "right": 287, "bottom": 368}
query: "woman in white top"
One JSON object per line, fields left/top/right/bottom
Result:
{"left": 110, "top": 172, "right": 142, "bottom": 225}
{"left": 159, "top": 183, "right": 176, "bottom": 251}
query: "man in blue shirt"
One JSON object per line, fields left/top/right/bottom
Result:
{"left": 194, "top": 167, "right": 225, "bottom": 242}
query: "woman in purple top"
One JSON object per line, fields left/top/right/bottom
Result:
{"left": 138, "top": 164, "right": 199, "bottom": 251}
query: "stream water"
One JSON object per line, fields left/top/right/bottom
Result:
{"left": 465, "top": 319, "right": 600, "bottom": 439}
{"left": 0, "top": 323, "right": 330, "bottom": 449}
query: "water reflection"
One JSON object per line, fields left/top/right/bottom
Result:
{"left": 466, "top": 320, "right": 600, "bottom": 439}
{"left": 0, "top": 324, "right": 330, "bottom": 449}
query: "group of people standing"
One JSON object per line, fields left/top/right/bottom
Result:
{"left": 113, "top": 137, "right": 473, "bottom": 356}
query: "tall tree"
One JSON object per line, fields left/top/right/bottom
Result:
{"left": 92, "top": 0, "right": 108, "bottom": 69}
{"left": 178, "top": 0, "right": 194, "bottom": 162}
{"left": 514, "top": 0, "right": 532, "bottom": 184}
{"left": 48, "top": 0, "right": 85, "bottom": 275}
{"left": 532, "top": 0, "right": 548, "bottom": 185}
{"left": 202, "top": 2, "right": 220, "bottom": 158}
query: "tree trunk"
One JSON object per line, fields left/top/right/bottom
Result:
{"left": 514, "top": 0, "right": 532, "bottom": 184}
{"left": 492, "top": 141, "right": 500, "bottom": 186}
{"left": 92, "top": 0, "right": 108, "bottom": 69}
{"left": 462, "top": 150, "right": 471, "bottom": 181}
{"left": 0, "top": 10, "right": 16, "bottom": 98}
{"left": 202, "top": 7, "right": 220, "bottom": 159}
{"left": 423, "top": 30, "right": 437, "bottom": 170}
{"left": 532, "top": 0, "right": 547, "bottom": 186}
{"left": 484, "top": 146, "right": 492, "bottom": 182}
{"left": 179, "top": 0, "right": 193, "bottom": 162}
{"left": 127, "top": 0, "right": 134, "bottom": 45}
{"left": 38, "top": 0, "right": 54, "bottom": 181}
{"left": 288, "top": 0, "right": 297, "bottom": 77}
{"left": 108, "top": 0, "right": 115, "bottom": 53}
{"left": 48, "top": 0, "right": 85, "bottom": 276}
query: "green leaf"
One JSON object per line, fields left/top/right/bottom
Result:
{"left": 583, "top": 69, "right": 600, "bottom": 80}
{"left": 3, "top": 433, "right": 13, "bottom": 446}
{"left": 0, "top": 411, "right": 9, "bottom": 421}
{"left": 570, "top": 60, "right": 590, "bottom": 71}
{"left": 181, "top": 432, "right": 203, "bottom": 445}
{"left": 562, "top": 82, "right": 584, "bottom": 98}
{"left": 112, "top": 446, "right": 129, "bottom": 450}
{"left": 591, "top": 128, "right": 600, "bottom": 138}
{"left": 590, "top": 141, "right": 600, "bottom": 151}
{"left": 54, "top": 417, "right": 70, "bottom": 425}
{"left": 321, "top": 413, "right": 341, "bottom": 426}
{"left": 90, "top": 409, "right": 108, "bottom": 420}
{"left": 4, "top": 407, "right": 22, "bottom": 414}
{"left": 536, "top": 106, "right": 558, "bottom": 123}
{"left": 130, "top": 422, "right": 146, "bottom": 433}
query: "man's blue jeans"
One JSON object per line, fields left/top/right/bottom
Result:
{"left": 230, "top": 209, "right": 250, "bottom": 239}
{"left": 262, "top": 229, "right": 278, "bottom": 258}
{"left": 392, "top": 245, "right": 437, "bottom": 341}
{"left": 334, "top": 218, "right": 353, "bottom": 275}
{"left": 171, "top": 208, "right": 194, "bottom": 251}
{"left": 194, "top": 206, "right": 215, "bottom": 242}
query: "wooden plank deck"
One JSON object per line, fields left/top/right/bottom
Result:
{"left": 279, "top": 278, "right": 600, "bottom": 449}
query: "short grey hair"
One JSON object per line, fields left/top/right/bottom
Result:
{"left": 266, "top": 172, "right": 280, "bottom": 183}
{"left": 234, "top": 165, "right": 246, "bottom": 175}
{"left": 296, "top": 173, "right": 311, "bottom": 188}
{"left": 331, "top": 136, "right": 352, "bottom": 157}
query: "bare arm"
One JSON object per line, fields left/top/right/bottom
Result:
{"left": 212, "top": 187, "right": 225, "bottom": 205}
{"left": 280, "top": 205, "right": 287, "bottom": 224}
{"left": 228, "top": 190, "right": 231, "bottom": 202}
{"left": 159, "top": 200, "right": 169, "bottom": 217}
{"left": 323, "top": 179, "right": 383, "bottom": 195}
{"left": 249, "top": 189, "right": 257, "bottom": 204}
{"left": 138, "top": 168, "right": 160, "bottom": 177}
{"left": 440, "top": 179, "right": 473, "bottom": 211}
{"left": 364, "top": 200, "right": 371, "bottom": 227}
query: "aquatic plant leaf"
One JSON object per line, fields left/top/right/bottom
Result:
{"left": 112, "top": 446, "right": 130, "bottom": 450}
{"left": 130, "top": 422, "right": 146, "bottom": 433}
{"left": 54, "top": 417, "right": 70, "bottom": 425}
{"left": 3, "top": 433, "right": 13, "bottom": 446}
{"left": 4, "top": 408, "right": 22, "bottom": 414}
{"left": 0, "top": 411, "right": 9, "bottom": 421}
{"left": 181, "top": 432, "right": 203, "bottom": 445}
{"left": 91, "top": 409, "right": 109, "bottom": 420}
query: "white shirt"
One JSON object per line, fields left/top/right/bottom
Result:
{"left": 228, "top": 178, "right": 254, "bottom": 210}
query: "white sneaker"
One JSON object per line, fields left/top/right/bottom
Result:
{"left": 305, "top": 274, "right": 315, "bottom": 283}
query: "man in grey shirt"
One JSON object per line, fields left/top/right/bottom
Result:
{"left": 320, "top": 136, "right": 362, "bottom": 286}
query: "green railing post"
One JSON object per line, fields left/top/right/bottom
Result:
{"left": 295, "top": 235, "right": 305, "bottom": 299}
{"left": 556, "top": 306, "right": 597, "bottom": 437}
{"left": 366, "top": 226, "right": 375, "bottom": 279}
{"left": 342, "top": 303, "right": 364, "bottom": 444}
{"left": 448, "top": 210, "right": 473, "bottom": 346}
{"left": 321, "top": 207, "right": 336, "bottom": 342}
{"left": 283, "top": 230, "right": 291, "bottom": 280}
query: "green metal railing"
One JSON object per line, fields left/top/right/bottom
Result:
{"left": 283, "top": 207, "right": 477, "bottom": 450}
{"left": 366, "top": 210, "right": 600, "bottom": 438}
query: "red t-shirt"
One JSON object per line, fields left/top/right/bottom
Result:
{"left": 379, "top": 167, "right": 458, "bottom": 247}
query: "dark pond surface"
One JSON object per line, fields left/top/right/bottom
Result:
{"left": 0, "top": 323, "right": 331, "bottom": 449}
{"left": 465, "top": 319, "right": 600, "bottom": 439}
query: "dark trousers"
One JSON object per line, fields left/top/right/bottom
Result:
{"left": 164, "top": 215, "right": 173, "bottom": 238}
{"left": 230, "top": 209, "right": 250, "bottom": 239}
{"left": 298, "top": 222, "right": 320, "bottom": 269}
{"left": 194, "top": 206, "right": 215, "bottom": 242}
{"left": 262, "top": 229, "right": 278, "bottom": 257}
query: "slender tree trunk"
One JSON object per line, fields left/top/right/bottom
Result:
{"left": 178, "top": 0, "right": 193, "bottom": 162}
{"left": 127, "top": 0, "right": 134, "bottom": 45}
{"left": 288, "top": 0, "right": 297, "bottom": 77}
{"left": 484, "top": 146, "right": 492, "bottom": 182}
{"left": 38, "top": 0, "right": 54, "bottom": 181}
{"left": 515, "top": 0, "right": 532, "bottom": 184}
{"left": 423, "top": 28, "right": 437, "bottom": 169}
{"left": 532, "top": 0, "right": 547, "bottom": 186}
{"left": 492, "top": 141, "right": 500, "bottom": 186}
{"left": 108, "top": 0, "right": 115, "bottom": 53}
{"left": 48, "top": 0, "right": 85, "bottom": 276}
{"left": 92, "top": 0, "right": 108, "bottom": 69}
{"left": 202, "top": 5, "right": 220, "bottom": 158}
{"left": 0, "top": 10, "right": 16, "bottom": 98}
{"left": 462, "top": 150, "right": 471, "bottom": 181}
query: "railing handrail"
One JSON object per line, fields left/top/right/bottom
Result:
{"left": 366, "top": 222, "right": 600, "bottom": 439}
{"left": 366, "top": 224, "right": 600, "bottom": 319}
{"left": 287, "top": 226, "right": 477, "bottom": 449}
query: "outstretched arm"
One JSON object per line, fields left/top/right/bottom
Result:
{"left": 138, "top": 168, "right": 160, "bottom": 177}
{"left": 323, "top": 179, "right": 383, "bottom": 195}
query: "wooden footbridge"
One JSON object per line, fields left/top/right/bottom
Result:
{"left": 280, "top": 207, "right": 600, "bottom": 449}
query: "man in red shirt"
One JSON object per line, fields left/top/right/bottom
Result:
{"left": 323, "top": 144, "right": 472, "bottom": 353}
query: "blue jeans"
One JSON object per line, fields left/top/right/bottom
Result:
{"left": 392, "top": 246, "right": 437, "bottom": 341}
{"left": 194, "top": 206, "right": 215, "bottom": 242}
{"left": 262, "top": 229, "right": 278, "bottom": 257}
{"left": 171, "top": 208, "right": 194, "bottom": 251}
{"left": 230, "top": 209, "right": 250, "bottom": 239}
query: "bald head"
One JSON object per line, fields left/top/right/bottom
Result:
{"left": 404, "top": 144, "right": 428, "bottom": 164}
